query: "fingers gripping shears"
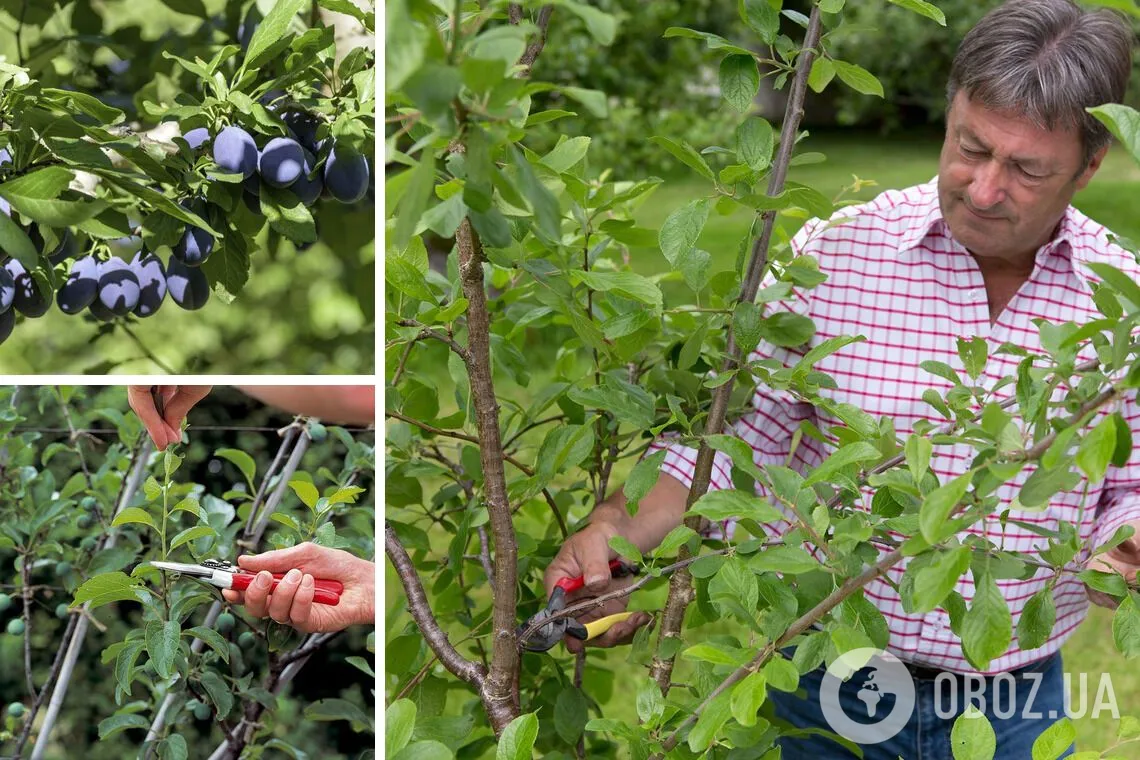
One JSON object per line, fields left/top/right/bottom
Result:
{"left": 517, "top": 559, "right": 640, "bottom": 652}
{"left": 148, "top": 559, "right": 344, "bottom": 606}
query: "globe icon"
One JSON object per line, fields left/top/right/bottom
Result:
{"left": 820, "top": 649, "right": 916, "bottom": 744}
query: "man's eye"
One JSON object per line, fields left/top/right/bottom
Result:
{"left": 960, "top": 146, "right": 985, "bottom": 158}
{"left": 1018, "top": 166, "right": 1045, "bottom": 180}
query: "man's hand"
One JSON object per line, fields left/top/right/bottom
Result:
{"left": 543, "top": 514, "right": 653, "bottom": 653}
{"left": 1084, "top": 520, "right": 1140, "bottom": 609}
{"left": 221, "top": 542, "right": 375, "bottom": 633}
{"left": 126, "top": 385, "right": 212, "bottom": 450}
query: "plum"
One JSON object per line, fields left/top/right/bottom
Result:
{"left": 0, "top": 197, "right": 9, "bottom": 216}
{"left": 131, "top": 252, "right": 167, "bottom": 317}
{"left": 291, "top": 149, "right": 323, "bottom": 207}
{"left": 258, "top": 89, "right": 287, "bottom": 112}
{"left": 212, "top": 125, "right": 258, "bottom": 178}
{"left": 183, "top": 127, "right": 210, "bottom": 151}
{"left": 57, "top": 256, "right": 99, "bottom": 314}
{"left": 282, "top": 110, "right": 321, "bottom": 150}
{"left": 29, "top": 227, "right": 77, "bottom": 265}
{"left": 5, "top": 259, "right": 50, "bottom": 317}
{"left": 167, "top": 258, "right": 210, "bottom": 310}
{"left": 0, "top": 264, "right": 13, "bottom": 314}
{"left": 7, "top": 703, "right": 24, "bottom": 719}
{"left": 88, "top": 296, "right": 116, "bottom": 322}
{"left": 173, "top": 224, "right": 214, "bottom": 266}
{"left": 242, "top": 175, "right": 263, "bottom": 215}
{"left": 259, "top": 137, "right": 305, "bottom": 188}
{"left": 0, "top": 148, "right": 10, "bottom": 166}
{"left": 323, "top": 141, "right": 370, "bottom": 203}
{"left": 97, "top": 258, "right": 140, "bottom": 316}
{"left": 7, "top": 618, "right": 24, "bottom": 635}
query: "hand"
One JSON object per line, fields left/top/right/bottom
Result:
{"left": 126, "top": 385, "right": 212, "bottom": 450}
{"left": 221, "top": 542, "right": 375, "bottom": 633}
{"left": 1084, "top": 525, "right": 1140, "bottom": 609}
{"left": 543, "top": 515, "right": 653, "bottom": 653}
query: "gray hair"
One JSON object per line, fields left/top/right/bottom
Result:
{"left": 946, "top": 0, "right": 1133, "bottom": 169}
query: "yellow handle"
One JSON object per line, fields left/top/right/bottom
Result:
{"left": 584, "top": 611, "right": 636, "bottom": 641}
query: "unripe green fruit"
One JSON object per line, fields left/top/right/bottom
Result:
{"left": 55, "top": 604, "right": 70, "bottom": 619}
{"left": 7, "top": 618, "right": 25, "bottom": 635}
{"left": 216, "top": 612, "right": 235, "bottom": 634}
{"left": 80, "top": 537, "right": 97, "bottom": 552}
{"left": 308, "top": 422, "right": 327, "bottom": 442}
{"left": 193, "top": 702, "right": 211, "bottom": 720}
{"left": 76, "top": 515, "right": 93, "bottom": 530}
{"left": 0, "top": 593, "right": 11, "bottom": 613}
{"left": 80, "top": 496, "right": 97, "bottom": 511}
{"left": 7, "top": 702, "right": 24, "bottom": 718}
{"left": 55, "top": 561, "right": 72, "bottom": 576}
{"left": 366, "top": 631, "right": 375, "bottom": 653}
{"left": 238, "top": 631, "right": 256, "bottom": 649}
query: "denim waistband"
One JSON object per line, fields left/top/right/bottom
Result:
{"left": 902, "top": 650, "right": 1060, "bottom": 681}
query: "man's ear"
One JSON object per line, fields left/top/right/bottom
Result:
{"left": 1076, "top": 145, "right": 1110, "bottom": 190}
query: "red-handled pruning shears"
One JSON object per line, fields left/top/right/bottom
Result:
{"left": 148, "top": 559, "right": 344, "bottom": 606}
{"left": 516, "top": 559, "right": 639, "bottom": 652}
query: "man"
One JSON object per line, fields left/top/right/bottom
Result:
{"left": 544, "top": 1, "right": 1138, "bottom": 756}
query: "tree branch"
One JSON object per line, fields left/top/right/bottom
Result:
{"left": 394, "top": 319, "right": 469, "bottom": 359}
{"left": 510, "top": 5, "right": 553, "bottom": 74}
{"left": 386, "top": 523, "right": 485, "bottom": 685}
{"left": 12, "top": 615, "right": 79, "bottom": 758}
{"left": 650, "top": 6, "right": 825, "bottom": 695}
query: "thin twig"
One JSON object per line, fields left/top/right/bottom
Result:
{"left": 119, "top": 324, "right": 176, "bottom": 374}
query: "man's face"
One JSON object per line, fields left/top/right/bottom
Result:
{"left": 937, "top": 91, "right": 1105, "bottom": 266}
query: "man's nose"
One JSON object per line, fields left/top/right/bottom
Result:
{"left": 967, "top": 161, "right": 1005, "bottom": 211}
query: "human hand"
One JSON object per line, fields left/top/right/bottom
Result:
{"left": 1084, "top": 523, "right": 1140, "bottom": 609}
{"left": 542, "top": 516, "right": 653, "bottom": 653}
{"left": 221, "top": 542, "right": 375, "bottom": 633}
{"left": 126, "top": 385, "right": 213, "bottom": 450}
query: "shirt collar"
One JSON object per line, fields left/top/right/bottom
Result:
{"left": 897, "top": 176, "right": 1085, "bottom": 283}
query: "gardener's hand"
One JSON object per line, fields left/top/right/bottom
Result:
{"left": 126, "top": 385, "right": 213, "bottom": 450}
{"left": 544, "top": 516, "right": 653, "bottom": 653}
{"left": 1084, "top": 519, "right": 1140, "bottom": 609}
{"left": 222, "top": 542, "right": 375, "bottom": 633}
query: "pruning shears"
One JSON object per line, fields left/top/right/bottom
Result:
{"left": 517, "top": 559, "right": 640, "bottom": 652}
{"left": 150, "top": 385, "right": 166, "bottom": 419}
{"left": 148, "top": 559, "right": 344, "bottom": 606}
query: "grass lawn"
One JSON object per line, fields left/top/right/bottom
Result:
{"left": 386, "top": 132, "right": 1140, "bottom": 754}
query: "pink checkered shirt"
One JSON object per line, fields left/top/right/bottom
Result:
{"left": 647, "top": 177, "right": 1140, "bottom": 675}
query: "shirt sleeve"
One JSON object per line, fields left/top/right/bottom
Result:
{"left": 1091, "top": 387, "right": 1140, "bottom": 550}
{"left": 641, "top": 217, "right": 830, "bottom": 538}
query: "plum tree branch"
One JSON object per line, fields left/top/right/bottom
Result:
{"left": 12, "top": 615, "right": 79, "bottom": 758}
{"left": 650, "top": 5, "right": 824, "bottom": 695}
{"left": 385, "top": 523, "right": 485, "bottom": 684}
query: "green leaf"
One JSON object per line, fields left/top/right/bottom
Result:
{"left": 888, "top": 0, "right": 947, "bottom": 25}
{"left": 649, "top": 136, "right": 715, "bottom": 182}
{"left": 570, "top": 270, "right": 662, "bottom": 310}
{"left": 1085, "top": 261, "right": 1140, "bottom": 310}
{"left": 567, "top": 377, "right": 655, "bottom": 429}
{"left": 733, "top": 302, "right": 764, "bottom": 354}
{"left": 392, "top": 741, "right": 453, "bottom": 760}
{"left": 1031, "top": 717, "right": 1076, "bottom": 760}
{"left": 1113, "top": 593, "right": 1140, "bottom": 658}
{"left": 950, "top": 705, "right": 995, "bottom": 760}
{"left": 759, "top": 312, "right": 815, "bottom": 347}
{"left": 687, "top": 691, "right": 732, "bottom": 752}
{"left": 171, "top": 525, "right": 215, "bottom": 551}
{"left": 554, "top": 687, "right": 589, "bottom": 743}
{"left": 244, "top": 0, "right": 307, "bottom": 69}
{"left": 539, "top": 137, "right": 591, "bottom": 174}
{"left": 1017, "top": 589, "right": 1056, "bottom": 652}
{"left": 748, "top": 545, "right": 821, "bottom": 574}
{"left": 736, "top": 117, "right": 774, "bottom": 172}
{"left": 608, "top": 535, "right": 642, "bottom": 564}
{"left": 561, "top": 86, "right": 608, "bottom": 117}
{"left": 550, "top": 1, "right": 617, "bottom": 45}
{"left": 912, "top": 546, "right": 970, "bottom": 614}
{"left": 720, "top": 55, "right": 759, "bottom": 112}
{"left": 921, "top": 360, "right": 962, "bottom": 385}
{"left": 496, "top": 712, "right": 539, "bottom": 760}
{"left": 1076, "top": 414, "right": 1117, "bottom": 483}
{"left": 740, "top": 0, "right": 779, "bottom": 44}
{"left": 1090, "top": 104, "right": 1140, "bottom": 167}
{"left": 0, "top": 213, "right": 38, "bottom": 269}
{"left": 808, "top": 57, "right": 835, "bottom": 93}
{"left": 215, "top": 448, "right": 256, "bottom": 490}
{"left": 158, "top": 734, "right": 188, "bottom": 760}
{"left": 624, "top": 450, "right": 667, "bottom": 511}
{"left": 804, "top": 441, "right": 881, "bottom": 486}
{"left": 635, "top": 678, "right": 664, "bottom": 726}
{"left": 659, "top": 198, "right": 710, "bottom": 267}
{"left": 510, "top": 145, "right": 562, "bottom": 242}
{"left": 905, "top": 434, "right": 932, "bottom": 483}
{"left": 0, "top": 167, "right": 72, "bottom": 200}
{"left": 183, "top": 626, "right": 230, "bottom": 664}
{"left": 198, "top": 670, "right": 233, "bottom": 716}
{"left": 145, "top": 619, "right": 181, "bottom": 679}
{"left": 919, "top": 473, "right": 971, "bottom": 543}
{"left": 832, "top": 60, "right": 884, "bottom": 97}
{"left": 289, "top": 478, "right": 320, "bottom": 510}
{"left": 663, "top": 27, "right": 755, "bottom": 56}
{"left": 392, "top": 152, "right": 436, "bottom": 251}
{"left": 305, "top": 698, "right": 375, "bottom": 732}
{"left": 961, "top": 574, "right": 1012, "bottom": 671}
{"left": 111, "top": 507, "right": 158, "bottom": 532}
{"left": 651, "top": 525, "right": 698, "bottom": 559}
{"left": 957, "top": 336, "right": 987, "bottom": 382}
{"left": 98, "top": 713, "right": 150, "bottom": 740}
{"left": 1019, "top": 464, "right": 1080, "bottom": 509}
{"left": 691, "top": 489, "right": 783, "bottom": 523}
{"left": 730, "top": 670, "right": 767, "bottom": 727}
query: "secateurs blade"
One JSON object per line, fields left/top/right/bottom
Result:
{"left": 148, "top": 559, "right": 344, "bottom": 606}
{"left": 517, "top": 558, "right": 639, "bottom": 652}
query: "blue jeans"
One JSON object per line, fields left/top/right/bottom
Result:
{"left": 767, "top": 649, "right": 1074, "bottom": 759}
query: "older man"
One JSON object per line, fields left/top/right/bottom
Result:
{"left": 543, "top": 0, "right": 1137, "bottom": 757}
